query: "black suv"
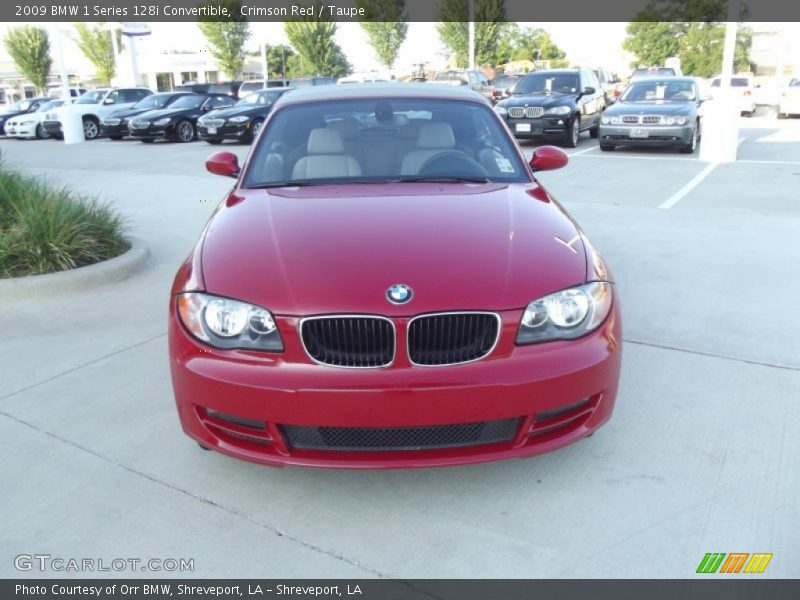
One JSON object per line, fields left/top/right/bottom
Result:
{"left": 494, "top": 68, "right": 606, "bottom": 147}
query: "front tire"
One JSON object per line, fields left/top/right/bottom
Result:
{"left": 109, "top": 135, "right": 123, "bottom": 141}
{"left": 679, "top": 124, "right": 698, "bottom": 154}
{"left": 564, "top": 115, "right": 580, "bottom": 148}
{"left": 175, "top": 119, "right": 195, "bottom": 143}
{"left": 247, "top": 118, "right": 264, "bottom": 143}
{"left": 35, "top": 124, "right": 48, "bottom": 139}
{"left": 82, "top": 117, "right": 100, "bottom": 140}
{"left": 205, "top": 139, "right": 222, "bottom": 145}
{"left": 600, "top": 142, "right": 615, "bottom": 151}
{"left": 141, "top": 138, "right": 154, "bottom": 143}
{"left": 589, "top": 123, "right": 599, "bottom": 139}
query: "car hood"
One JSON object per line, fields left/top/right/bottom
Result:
{"left": 502, "top": 94, "right": 577, "bottom": 108}
{"left": 200, "top": 183, "right": 587, "bottom": 316}
{"left": 135, "top": 107, "right": 193, "bottom": 120}
{"left": 605, "top": 101, "right": 695, "bottom": 116}
{"left": 204, "top": 105, "right": 265, "bottom": 119}
{"left": 108, "top": 106, "right": 150, "bottom": 119}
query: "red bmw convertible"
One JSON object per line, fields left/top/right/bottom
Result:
{"left": 168, "top": 84, "right": 622, "bottom": 468}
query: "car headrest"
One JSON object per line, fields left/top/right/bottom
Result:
{"left": 417, "top": 122, "right": 455, "bottom": 149}
{"left": 307, "top": 128, "right": 345, "bottom": 154}
{"left": 327, "top": 118, "right": 360, "bottom": 140}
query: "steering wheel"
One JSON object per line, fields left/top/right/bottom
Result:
{"left": 418, "top": 151, "right": 489, "bottom": 179}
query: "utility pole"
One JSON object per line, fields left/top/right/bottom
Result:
{"left": 468, "top": 0, "right": 475, "bottom": 69}
{"left": 261, "top": 43, "right": 269, "bottom": 84}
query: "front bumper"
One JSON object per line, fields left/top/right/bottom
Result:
{"left": 779, "top": 97, "right": 800, "bottom": 115}
{"left": 600, "top": 124, "right": 693, "bottom": 146}
{"left": 197, "top": 121, "right": 252, "bottom": 141}
{"left": 129, "top": 123, "right": 173, "bottom": 139}
{"left": 503, "top": 117, "right": 570, "bottom": 139}
{"left": 169, "top": 299, "right": 622, "bottom": 469}
{"left": 42, "top": 120, "right": 62, "bottom": 136}
{"left": 100, "top": 121, "right": 130, "bottom": 137}
{"left": 8, "top": 122, "right": 37, "bottom": 138}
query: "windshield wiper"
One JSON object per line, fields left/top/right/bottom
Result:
{"left": 392, "top": 176, "right": 491, "bottom": 184}
{"left": 250, "top": 181, "right": 325, "bottom": 189}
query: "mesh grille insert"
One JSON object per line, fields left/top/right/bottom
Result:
{"left": 282, "top": 418, "right": 520, "bottom": 452}
{"left": 301, "top": 317, "right": 394, "bottom": 367}
{"left": 408, "top": 313, "right": 500, "bottom": 366}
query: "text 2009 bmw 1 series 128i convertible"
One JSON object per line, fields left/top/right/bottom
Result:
{"left": 168, "top": 84, "right": 622, "bottom": 468}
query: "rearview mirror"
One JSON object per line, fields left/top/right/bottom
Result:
{"left": 529, "top": 146, "right": 568, "bottom": 172}
{"left": 206, "top": 152, "right": 240, "bottom": 178}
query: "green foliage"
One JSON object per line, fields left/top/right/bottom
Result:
{"left": 494, "top": 25, "right": 567, "bottom": 67}
{"left": 0, "top": 164, "right": 128, "bottom": 278}
{"left": 3, "top": 26, "right": 52, "bottom": 92}
{"left": 436, "top": 0, "right": 506, "bottom": 67}
{"left": 624, "top": 0, "right": 754, "bottom": 76}
{"left": 356, "top": 0, "right": 408, "bottom": 69}
{"left": 262, "top": 44, "right": 299, "bottom": 78}
{"left": 679, "top": 23, "right": 753, "bottom": 77}
{"left": 284, "top": 3, "right": 351, "bottom": 77}
{"left": 197, "top": 0, "right": 251, "bottom": 79}
{"left": 74, "top": 23, "right": 116, "bottom": 84}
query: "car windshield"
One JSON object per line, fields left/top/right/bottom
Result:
{"left": 134, "top": 94, "right": 173, "bottom": 109}
{"left": 621, "top": 79, "right": 696, "bottom": 102}
{"left": 493, "top": 76, "right": 518, "bottom": 89}
{"left": 169, "top": 95, "right": 205, "bottom": 109}
{"left": 514, "top": 73, "right": 579, "bottom": 95}
{"left": 37, "top": 100, "right": 62, "bottom": 112}
{"left": 236, "top": 92, "right": 273, "bottom": 106}
{"left": 632, "top": 68, "right": 675, "bottom": 78}
{"left": 75, "top": 90, "right": 107, "bottom": 104}
{"left": 711, "top": 78, "right": 750, "bottom": 87}
{"left": 239, "top": 82, "right": 263, "bottom": 94}
{"left": 244, "top": 98, "right": 527, "bottom": 187}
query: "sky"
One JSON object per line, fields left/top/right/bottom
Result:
{"left": 0, "top": 21, "right": 633, "bottom": 76}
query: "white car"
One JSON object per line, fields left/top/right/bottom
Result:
{"left": 710, "top": 76, "right": 757, "bottom": 116}
{"left": 42, "top": 87, "right": 153, "bottom": 140}
{"left": 4, "top": 99, "right": 65, "bottom": 139}
{"left": 778, "top": 78, "right": 800, "bottom": 118}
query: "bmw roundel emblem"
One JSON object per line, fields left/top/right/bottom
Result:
{"left": 386, "top": 284, "right": 413, "bottom": 304}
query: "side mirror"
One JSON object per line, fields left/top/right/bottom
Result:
{"left": 103, "top": 98, "right": 114, "bottom": 105}
{"left": 206, "top": 152, "right": 240, "bottom": 178}
{"left": 582, "top": 86, "right": 596, "bottom": 95}
{"left": 529, "top": 146, "right": 569, "bottom": 172}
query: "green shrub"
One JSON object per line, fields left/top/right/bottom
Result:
{"left": 0, "top": 164, "right": 129, "bottom": 278}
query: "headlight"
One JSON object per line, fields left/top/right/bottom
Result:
{"left": 228, "top": 115, "right": 250, "bottom": 123}
{"left": 104, "top": 118, "right": 121, "bottom": 126}
{"left": 601, "top": 115, "right": 621, "bottom": 125}
{"left": 176, "top": 292, "right": 283, "bottom": 352}
{"left": 545, "top": 106, "right": 571, "bottom": 115}
{"left": 494, "top": 105, "right": 508, "bottom": 117}
{"left": 153, "top": 118, "right": 172, "bottom": 126}
{"left": 517, "top": 282, "right": 613, "bottom": 344}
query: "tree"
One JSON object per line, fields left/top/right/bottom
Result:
{"left": 623, "top": 0, "right": 754, "bottom": 75}
{"left": 74, "top": 23, "right": 116, "bottom": 84}
{"left": 197, "top": 0, "right": 251, "bottom": 79}
{"left": 436, "top": 0, "right": 506, "bottom": 67}
{"left": 494, "top": 25, "right": 567, "bottom": 67}
{"left": 284, "top": 3, "right": 351, "bottom": 77}
{"left": 266, "top": 44, "right": 298, "bottom": 79}
{"left": 356, "top": 0, "right": 408, "bottom": 69}
{"left": 3, "top": 26, "right": 52, "bottom": 93}
{"left": 679, "top": 23, "right": 754, "bottom": 78}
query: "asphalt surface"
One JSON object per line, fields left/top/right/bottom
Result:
{"left": 1, "top": 111, "right": 799, "bottom": 578}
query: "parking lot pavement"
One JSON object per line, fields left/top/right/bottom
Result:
{"left": 1, "top": 117, "right": 799, "bottom": 578}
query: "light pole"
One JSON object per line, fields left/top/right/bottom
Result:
{"left": 468, "top": 0, "right": 476, "bottom": 69}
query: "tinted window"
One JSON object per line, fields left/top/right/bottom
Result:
{"left": 169, "top": 95, "right": 205, "bottom": 109}
{"left": 515, "top": 73, "right": 579, "bottom": 94}
{"left": 245, "top": 98, "right": 527, "bottom": 186}
{"left": 209, "top": 95, "right": 235, "bottom": 108}
{"left": 76, "top": 90, "right": 107, "bottom": 104}
{"left": 622, "top": 79, "right": 697, "bottom": 101}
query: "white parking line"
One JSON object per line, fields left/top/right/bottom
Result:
{"left": 567, "top": 145, "right": 599, "bottom": 157}
{"left": 658, "top": 161, "right": 720, "bottom": 210}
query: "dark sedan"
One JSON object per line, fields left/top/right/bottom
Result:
{"left": 598, "top": 77, "right": 703, "bottom": 153}
{"left": 128, "top": 93, "right": 236, "bottom": 143}
{"left": 197, "top": 88, "right": 291, "bottom": 144}
{"left": 494, "top": 68, "right": 606, "bottom": 147}
{"left": 0, "top": 97, "right": 52, "bottom": 136}
{"left": 100, "top": 92, "right": 194, "bottom": 139}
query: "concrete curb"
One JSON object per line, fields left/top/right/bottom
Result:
{"left": 0, "top": 237, "right": 150, "bottom": 301}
